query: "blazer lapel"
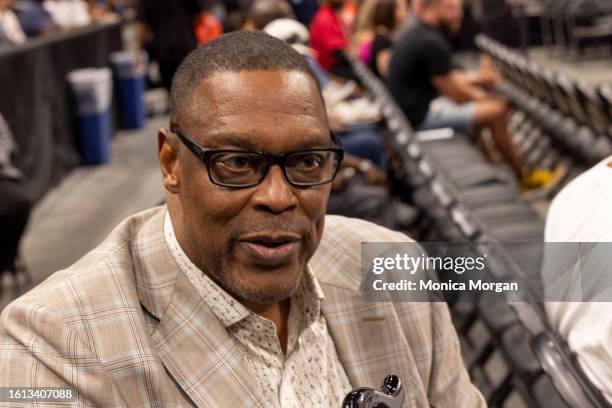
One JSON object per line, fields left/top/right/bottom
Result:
{"left": 151, "top": 268, "right": 267, "bottom": 408}
{"left": 320, "top": 282, "right": 427, "bottom": 407}
{"left": 133, "top": 208, "right": 266, "bottom": 408}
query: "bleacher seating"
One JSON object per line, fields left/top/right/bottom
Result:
{"left": 347, "top": 54, "right": 610, "bottom": 408}
{"left": 477, "top": 34, "right": 612, "bottom": 173}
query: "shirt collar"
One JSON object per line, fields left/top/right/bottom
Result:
{"left": 164, "top": 210, "right": 250, "bottom": 327}
{"left": 163, "top": 210, "right": 325, "bottom": 328}
{"left": 299, "top": 263, "right": 325, "bottom": 325}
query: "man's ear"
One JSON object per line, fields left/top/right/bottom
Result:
{"left": 158, "top": 128, "right": 181, "bottom": 194}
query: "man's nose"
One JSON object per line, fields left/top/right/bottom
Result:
{"left": 250, "top": 165, "right": 299, "bottom": 214}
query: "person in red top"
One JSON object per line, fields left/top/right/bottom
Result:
{"left": 310, "top": 0, "right": 353, "bottom": 77}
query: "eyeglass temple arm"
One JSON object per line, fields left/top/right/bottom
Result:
{"left": 171, "top": 125, "right": 207, "bottom": 159}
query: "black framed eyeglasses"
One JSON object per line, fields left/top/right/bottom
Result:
{"left": 170, "top": 125, "right": 344, "bottom": 188}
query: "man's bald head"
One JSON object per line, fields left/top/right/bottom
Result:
{"left": 169, "top": 30, "right": 321, "bottom": 126}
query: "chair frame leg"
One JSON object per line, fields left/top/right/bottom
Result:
{"left": 488, "top": 373, "right": 514, "bottom": 407}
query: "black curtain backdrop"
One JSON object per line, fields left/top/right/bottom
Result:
{"left": 0, "top": 22, "right": 122, "bottom": 202}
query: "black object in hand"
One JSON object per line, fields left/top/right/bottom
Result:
{"left": 342, "top": 375, "right": 405, "bottom": 408}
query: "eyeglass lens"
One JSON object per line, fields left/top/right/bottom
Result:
{"left": 208, "top": 150, "right": 339, "bottom": 186}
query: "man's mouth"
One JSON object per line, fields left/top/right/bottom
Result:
{"left": 237, "top": 234, "right": 301, "bottom": 267}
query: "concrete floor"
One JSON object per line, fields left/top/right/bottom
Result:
{"left": 25, "top": 115, "right": 166, "bottom": 279}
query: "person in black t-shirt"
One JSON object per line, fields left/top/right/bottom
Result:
{"left": 369, "top": 35, "right": 392, "bottom": 78}
{"left": 388, "top": 0, "right": 567, "bottom": 188}
{"left": 389, "top": 16, "right": 462, "bottom": 130}
{"left": 389, "top": 0, "right": 507, "bottom": 148}
{"left": 137, "top": 0, "right": 204, "bottom": 91}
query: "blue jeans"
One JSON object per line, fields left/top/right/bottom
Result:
{"left": 338, "top": 124, "right": 387, "bottom": 169}
{"left": 417, "top": 97, "right": 476, "bottom": 135}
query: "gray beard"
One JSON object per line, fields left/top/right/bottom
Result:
{"left": 210, "top": 261, "right": 302, "bottom": 305}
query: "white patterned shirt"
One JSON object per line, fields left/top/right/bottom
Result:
{"left": 163, "top": 212, "right": 352, "bottom": 407}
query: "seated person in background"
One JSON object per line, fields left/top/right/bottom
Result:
{"left": 85, "top": 0, "right": 119, "bottom": 23}
{"left": 13, "top": 0, "right": 56, "bottom": 37}
{"left": 388, "top": 0, "right": 565, "bottom": 189}
{"left": 42, "top": 0, "right": 91, "bottom": 29}
{"left": 242, "top": 0, "right": 295, "bottom": 30}
{"left": 0, "top": 31, "right": 484, "bottom": 407}
{"left": 327, "top": 154, "right": 415, "bottom": 229}
{"left": 542, "top": 157, "right": 612, "bottom": 404}
{"left": 0, "top": 0, "right": 26, "bottom": 45}
{"left": 194, "top": 6, "right": 223, "bottom": 45}
{"left": 0, "top": 114, "right": 31, "bottom": 288}
{"left": 352, "top": 0, "right": 408, "bottom": 79}
{"left": 310, "top": 0, "right": 355, "bottom": 79}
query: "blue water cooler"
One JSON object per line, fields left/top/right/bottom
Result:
{"left": 67, "top": 68, "right": 113, "bottom": 165}
{"left": 111, "top": 50, "right": 148, "bottom": 129}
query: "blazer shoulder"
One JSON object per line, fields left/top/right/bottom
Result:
{"left": 1, "top": 206, "right": 167, "bottom": 329}
{"left": 311, "top": 216, "right": 418, "bottom": 290}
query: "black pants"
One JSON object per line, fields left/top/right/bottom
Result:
{"left": 327, "top": 177, "right": 395, "bottom": 229}
{"left": 0, "top": 180, "right": 32, "bottom": 272}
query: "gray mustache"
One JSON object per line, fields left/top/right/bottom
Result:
{"left": 230, "top": 219, "right": 310, "bottom": 239}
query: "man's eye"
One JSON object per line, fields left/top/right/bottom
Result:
{"left": 218, "top": 155, "right": 257, "bottom": 170}
{"left": 293, "top": 153, "right": 324, "bottom": 169}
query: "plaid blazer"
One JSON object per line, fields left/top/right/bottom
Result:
{"left": 0, "top": 207, "right": 485, "bottom": 407}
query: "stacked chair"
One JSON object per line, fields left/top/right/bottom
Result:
{"left": 476, "top": 34, "right": 612, "bottom": 171}
{"left": 539, "top": 0, "right": 612, "bottom": 56}
{"left": 347, "top": 55, "right": 610, "bottom": 407}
